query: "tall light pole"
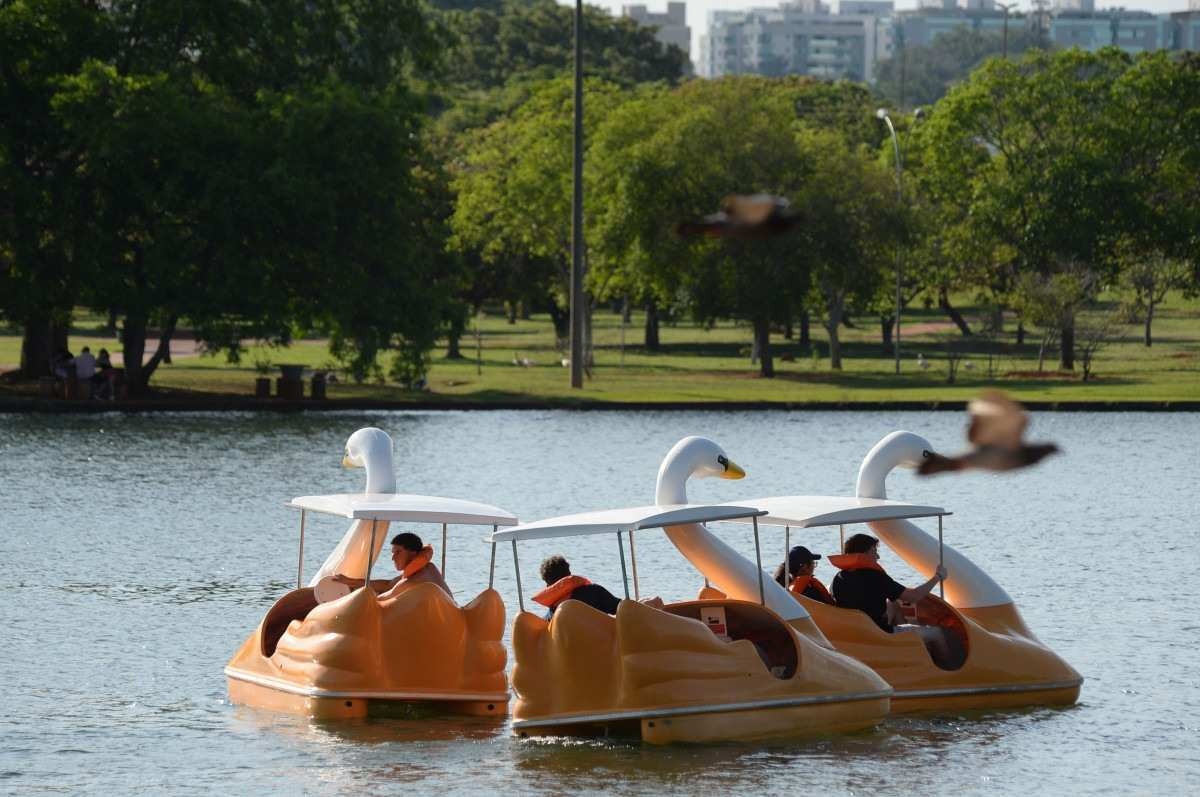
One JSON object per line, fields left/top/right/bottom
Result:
{"left": 569, "top": 0, "right": 584, "bottom": 389}
{"left": 996, "top": 2, "right": 1016, "bottom": 60}
{"left": 876, "top": 107, "right": 923, "bottom": 375}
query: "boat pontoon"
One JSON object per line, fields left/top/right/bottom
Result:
{"left": 496, "top": 436, "right": 892, "bottom": 744}
{"left": 225, "top": 428, "right": 518, "bottom": 719}
{"left": 699, "top": 431, "right": 1083, "bottom": 713}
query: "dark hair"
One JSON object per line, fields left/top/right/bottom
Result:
{"left": 772, "top": 546, "right": 817, "bottom": 586}
{"left": 844, "top": 533, "right": 879, "bottom": 555}
{"left": 391, "top": 532, "right": 423, "bottom": 552}
{"left": 540, "top": 555, "right": 571, "bottom": 585}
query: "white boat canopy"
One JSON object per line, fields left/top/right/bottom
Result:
{"left": 488, "top": 504, "right": 765, "bottom": 543}
{"left": 718, "top": 496, "right": 948, "bottom": 529}
{"left": 288, "top": 493, "right": 519, "bottom": 526}
{"left": 490, "top": 504, "right": 767, "bottom": 611}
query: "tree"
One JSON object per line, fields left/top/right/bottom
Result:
{"left": 916, "top": 48, "right": 1135, "bottom": 370}
{"left": 3, "top": 0, "right": 453, "bottom": 394}
{"left": 1120, "top": 253, "right": 1190, "bottom": 347}
{"left": 875, "top": 26, "right": 1045, "bottom": 109}
{"left": 0, "top": 0, "right": 115, "bottom": 377}
{"left": 449, "top": 77, "right": 624, "bottom": 345}
{"left": 588, "top": 77, "right": 885, "bottom": 373}
{"left": 799, "top": 130, "right": 906, "bottom": 370}
{"left": 438, "top": 0, "right": 686, "bottom": 92}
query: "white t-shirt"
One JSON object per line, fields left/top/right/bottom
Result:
{"left": 73, "top": 352, "right": 96, "bottom": 379}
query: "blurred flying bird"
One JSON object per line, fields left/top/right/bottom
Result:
{"left": 675, "top": 194, "right": 802, "bottom": 239}
{"left": 918, "top": 390, "right": 1060, "bottom": 476}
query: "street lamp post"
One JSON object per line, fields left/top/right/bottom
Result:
{"left": 876, "top": 107, "right": 923, "bottom": 376}
{"left": 569, "top": 0, "right": 584, "bottom": 389}
{"left": 996, "top": 2, "right": 1016, "bottom": 60}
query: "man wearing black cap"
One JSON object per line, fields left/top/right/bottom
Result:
{"left": 773, "top": 546, "right": 835, "bottom": 605}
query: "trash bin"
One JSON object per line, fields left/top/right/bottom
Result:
{"left": 311, "top": 372, "right": 327, "bottom": 400}
{"left": 276, "top": 364, "right": 305, "bottom": 400}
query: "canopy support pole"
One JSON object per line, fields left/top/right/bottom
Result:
{"left": 617, "top": 533, "right": 630, "bottom": 600}
{"left": 365, "top": 519, "right": 377, "bottom": 587}
{"left": 784, "top": 525, "right": 790, "bottom": 585}
{"left": 753, "top": 516, "right": 765, "bottom": 606}
{"left": 511, "top": 540, "right": 524, "bottom": 612}
{"left": 628, "top": 530, "right": 640, "bottom": 600}
{"left": 441, "top": 522, "right": 448, "bottom": 574}
{"left": 839, "top": 524, "right": 845, "bottom": 552}
{"left": 488, "top": 535, "right": 497, "bottom": 590}
{"left": 296, "top": 510, "right": 307, "bottom": 589}
{"left": 938, "top": 514, "right": 945, "bottom": 599}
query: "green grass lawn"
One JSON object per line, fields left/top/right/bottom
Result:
{"left": 3, "top": 294, "right": 1198, "bottom": 404}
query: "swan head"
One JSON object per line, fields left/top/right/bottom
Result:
{"left": 340, "top": 428, "right": 397, "bottom": 494}
{"left": 655, "top": 436, "right": 744, "bottom": 505}
{"left": 856, "top": 430, "right": 936, "bottom": 499}
{"left": 342, "top": 427, "right": 393, "bottom": 469}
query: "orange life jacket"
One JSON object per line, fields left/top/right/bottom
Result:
{"left": 828, "top": 553, "right": 887, "bottom": 573}
{"left": 400, "top": 545, "right": 434, "bottom": 579}
{"left": 789, "top": 574, "right": 835, "bottom": 604}
{"left": 532, "top": 575, "right": 592, "bottom": 609}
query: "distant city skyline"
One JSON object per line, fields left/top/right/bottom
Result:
{"left": 594, "top": 0, "right": 1194, "bottom": 64}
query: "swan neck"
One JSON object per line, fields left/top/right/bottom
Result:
{"left": 856, "top": 449, "right": 892, "bottom": 499}
{"left": 365, "top": 456, "right": 396, "bottom": 494}
{"left": 655, "top": 457, "right": 690, "bottom": 505}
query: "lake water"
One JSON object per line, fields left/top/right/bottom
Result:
{"left": 1, "top": 410, "right": 1197, "bottom": 795}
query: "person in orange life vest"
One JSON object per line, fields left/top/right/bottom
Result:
{"left": 830, "top": 533, "right": 945, "bottom": 632}
{"left": 772, "top": 545, "right": 835, "bottom": 605}
{"left": 830, "top": 532, "right": 956, "bottom": 662}
{"left": 533, "top": 555, "right": 621, "bottom": 619}
{"left": 333, "top": 532, "right": 451, "bottom": 599}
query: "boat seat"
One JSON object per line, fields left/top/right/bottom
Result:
{"left": 260, "top": 588, "right": 319, "bottom": 658}
{"left": 665, "top": 600, "right": 798, "bottom": 680}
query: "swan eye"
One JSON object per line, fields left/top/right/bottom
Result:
{"left": 717, "top": 455, "right": 729, "bottom": 468}
{"left": 922, "top": 450, "right": 932, "bottom": 458}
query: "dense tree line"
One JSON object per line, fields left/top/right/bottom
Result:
{"left": 3, "top": 0, "right": 1197, "bottom": 393}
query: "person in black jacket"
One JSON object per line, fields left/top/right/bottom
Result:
{"left": 532, "top": 555, "right": 621, "bottom": 618}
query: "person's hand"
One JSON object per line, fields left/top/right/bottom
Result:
{"left": 935, "top": 564, "right": 947, "bottom": 581}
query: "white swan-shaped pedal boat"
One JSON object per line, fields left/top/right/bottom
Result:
{"left": 696, "top": 430, "right": 1082, "bottom": 713}
{"left": 225, "top": 428, "right": 519, "bottom": 719}
{"left": 492, "top": 436, "right": 892, "bottom": 744}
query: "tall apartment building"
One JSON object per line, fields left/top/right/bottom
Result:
{"left": 698, "top": 0, "right": 894, "bottom": 82}
{"left": 698, "top": 1, "right": 1197, "bottom": 85}
{"left": 622, "top": 2, "right": 691, "bottom": 57}
{"left": 1050, "top": 9, "right": 1171, "bottom": 53}
{"left": 1172, "top": 9, "right": 1200, "bottom": 50}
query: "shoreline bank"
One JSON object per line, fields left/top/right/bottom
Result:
{"left": 3, "top": 396, "right": 1198, "bottom": 413}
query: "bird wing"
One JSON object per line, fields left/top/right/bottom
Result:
{"left": 966, "top": 390, "right": 1028, "bottom": 450}
{"left": 674, "top": 212, "right": 732, "bottom": 237}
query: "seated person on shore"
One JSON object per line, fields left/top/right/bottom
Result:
{"left": 334, "top": 532, "right": 451, "bottom": 600}
{"left": 93, "top": 348, "right": 115, "bottom": 398}
{"left": 73, "top": 346, "right": 97, "bottom": 382}
{"left": 533, "top": 555, "right": 621, "bottom": 619}
{"left": 773, "top": 545, "right": 835, "bottom": 605}
{"left": 831, "top": 533, "right": 954, "bottom": 660}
